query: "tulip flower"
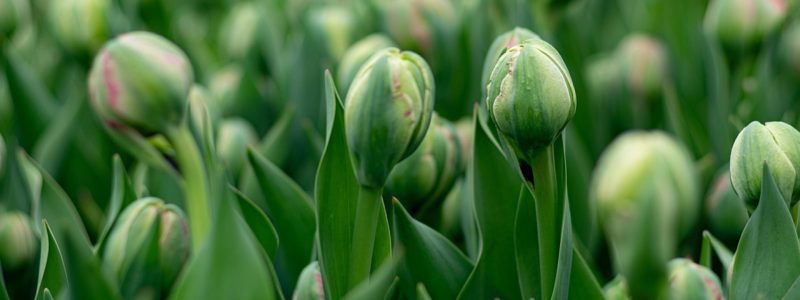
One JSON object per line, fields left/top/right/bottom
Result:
{"left": 667, "top": 258, "right": 724, "bottom": 300}
{"left": 0, "top": 211, "right": 36, "bottom": 271}
{"left": 705, "top": 0, "right": 788, "bottom": 57}
{"left": 50, "top": 0, "right": 115, "bottom": 56}
{"left": 292, "top": 261, "right": 325, "bottom": 300}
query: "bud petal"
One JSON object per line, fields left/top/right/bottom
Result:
{"left": 338, "top": 34, "right": 396, "bottom": 93}
{"left": 667, "top": 258, "right": 724, "bottom": 300}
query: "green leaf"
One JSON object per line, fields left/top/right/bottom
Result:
{"left": 257, "top": 104, "right": 296, "bottom": 167}
{"left": 783, "top": 276, "right": 800, "bottom": 299}
{"left": 32, "top": 79, "right": 84, "bottom": 176}
{"left": 568, "top": 248, "right": 605, "bottom": 300}
{"left": 315, "top": 71, "right": 361, "bottom": 299}
{"left": 35, "top": 222, "right": 66, "bottom": 300}
{"left": 232, "top": 188, "right": 280, "bottom": 260}
{"left": 344, "top": 255, "right": 401, "bottom": 300}
{"left": 729, "top": 165, "right": 800, "bottom": 299}
{"left": 459, "top": 115, "right": 523, "bottom": 299}
{"left": 59, "top": 220, "right": 121, "bottom": 300}
{"left": 416, "top": 283, "right": 432, "bottom": 300}
{"left": 551, "top": 200, "right": 573, "bottom": 300}
{"left": 0, "top": 139, "right": 33, "bottom": 214}
{"left": 515, "top": 186, "right": 540, "bottom": 300}
{"left": 0, "top": 263, "right": 8, "bottom": 300}
{"left": 247, "top": 149, "right": 315, "bottom": 291}
{"left": 392, "top": 199, "right": 473, "bottom": 299}
{"left": 700, "top": 231, "right": 733, "bottom": 284}
{"left": 170, "top": 190, "right": 278, "bottom": 300}
{"left": 95, "top": 156, "right": 138, "bottom": 254}
{"left": 0, "top": 48, "right": 56, "bottom": 144}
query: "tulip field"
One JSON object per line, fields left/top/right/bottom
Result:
{"left": 1, "top": 0, "right": 799, "bottom": 299}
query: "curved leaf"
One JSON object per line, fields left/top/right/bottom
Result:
{"left": 729, "top": 165, "right": 800, "bottom": 299}
{"left": 233, "top": 188, "right": 280, "bottom": 260}
{"left": 392, "top": 200, "right": 473, "bottom": 299}
{"left": 315, "top": 71, "right": 360, "bottom": 299}
{"left": 59, "top": 221, "right": 121, "bottom": 300}
{"left": 95, "top": 156, "right": 137, "bottom": 254}
{"left": 35, "top": 222, "right": 66, "bottom": 300}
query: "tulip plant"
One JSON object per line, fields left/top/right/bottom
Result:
{"left": 3, "top": 0, "right": 800, "bottom": 299}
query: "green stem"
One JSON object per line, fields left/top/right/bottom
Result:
{"left": 348, "top": 185, "right": 383, "bottom": 288}
{"left": 166, "top": 125, "right": 211, "bottom": 252}
{"left": 525, "top": 145, "right": 559, "bottom": 300}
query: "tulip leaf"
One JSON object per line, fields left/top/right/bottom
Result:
{"left": 35, "top": 222, "right": 66, "bottom": 300}
{"left": 569, "top": 247, "right": 605, "bottom": 300}
{"left": 783, "top": 276, "right": 800, "bottom": 299}
{"left": 0, "top": 139, "right": 33, "bottom": 214}
{"left": 700, "top": 231, "right": 733, "bottom": 282}
{"left": 315, "top": 71, "right": 361, "bottom": 299}
{"left": 416, "top": 283, "right": 432, "bottom": 300}
{"left": 392, "top": 199, "right": 473, "bottom": 299}
{"left": 729, "top": 165, "right": 800, "bottom": 299}
{"left": 247, "top": 149, "right": 315, "bottom": 292}
{"left": 343, "top": 255, "right": 401, "bottom": 300}
{"left": 32, "top": 80, "right": 84, "bottom": 176}
{"left": 232, "top": 188, "right": 280, "bottom": 261}
{"left": 170, "top": 190, "right": 278, "bottom": 300}
{"left": 257, "top": 103, "right": 296, "bottom": 167}
{"left": 0, "top": 264, "right": 7, "bottom": 300}
{"left": 552, "top": 199, "right": 574, "bottom": 300}
{"left": 458, "top": 116, "right": 523, "bottom": 299}
{"left": 95, "top": 156, "right": 138, "bottom": 254}
{"left": 0, "top": 48, "right": 56, "bottom": 144}
{"left": 515, "top": 186, "right": 540, "bottom": 299}
{"left": 59, "top": 220, "right": 122, "bottom": 300}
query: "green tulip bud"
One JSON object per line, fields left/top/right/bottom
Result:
{"left": 0, "top": 211, "right": 37, "bottom": 271}
{"left": 481, "top": 27, "right": 540, "bottom": 97}
{"left": 50, "top": 0, "right": 114, "bottom": 56}
{"left": 730, "top": 121, "right": 800, "bottom": 207}
{"left": 218, "top": 1, "right": 277, "bottom": 65}
{"left": 306, "top": 5, "right": 358, "bottom": 62}
{"left": 485, "top": 38, "right": 576, "bottom": 160}
{"left": 103, "top": 197, "right": 190, "bottom": 293}
{"left": 616, "top": 34, "right": 668, "bottom": 100}
{"left": 338, "top": 34, "right": 396, "bottom": 93}
{"left": 592, "top": 131, "right": 699, "bottom": 298}
{"left": 88, "top": 31, "right": 194, "bottom": 136}
{"left": 705, "top": 0, "right": 788, "bottom": 56}
{"left": 292, "top": 261, "right": 325, "bottom": 300}
{"left": 380, "top": 0, "right": 457, "bottom": 58}
{"left": 705, "top": 169, "right": 748, "bottom": 240}
{"left": 0, "top": 0, "right": 29, "bottom": 46}
{"left": 188, "top": 84, "right": 219, "bottom": 131}
{"left": 345, "top": 48, "right": 435, "bottom": 188}
{"left": 604, "top": 276, "right": 630, "bottom": 300}
{"left": 667, "top": 258, "right": 724, "bottom": 300}
{"left": 386, "top": 113, "right": 462, "bottom": 210}
{"left": 217, "top": 118, "right": 258, "bottom": 178}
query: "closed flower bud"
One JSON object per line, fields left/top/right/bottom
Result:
{"left": 386, "top": 114, "right": 462, "bottom": 210}
{"left": 616, "top": 34, "right": 668, "bottom": 100}
{"left": 592, "top": 131, "right": 699, "bottom": 298}
{"left": 705, "top": 169, "right": 748, "bottom": 240}
{"left": 292, "top": 261, "right": 325, "bottom": 300}
{"left": 667, "top": 258, "right": 724, "bottom": 300}
{"left": 88, "top": 32, "right": 194, "bottom": 136}
{"left": 0, "top": 211, "right": 37, "bottom": 271}
{"left": 338, "top": 34, "right": 396, "bottom": 93}
{"left": 604, "top": 276, "right": 630, "bottom": 300}
{"left": 0, "top": 0, "right": 29, "bottom": 46}
{"left": 103, "top": 197, "right": 190, "bottom": 293}
{"left": 50, "top": 0, "right": 114, "bottom": 56}
{"left": 217, "top": 118, "right": 258, "bottom": 178}
{"left": 345, "top": 48, "right": 435, "bottom": 188}
{"left": 306, "top": 5, "right": 358, "bottom": 62}
{"left": 705, "top": 0, "right": 788, "bottom": 56}
{"left": 481, "top": 27, "right": 540, "bottom": 96}
{"left": 218, "top": 1, "right": 275, "bottom": 64}
{"left": 381, "top": 0, "right": 458, "bottom": 58}
{"left": 730, "top": 121, "right": 800, "bottom": 207}
{"left": 485, "top": 38, "right": 576, "bottom": 160}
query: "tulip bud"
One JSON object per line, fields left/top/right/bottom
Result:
{"left": 481, "top": 27, "right": 540, "bottom": 96}
{"left": 188, "top": 84, "right": 219, "bottom": 131}
{"left": 218, "top": 1, "right": 276, "bottom": 65}
{"left": 386, "top": 114, "right": 462, "bottom": 210}
{"left": 292, "top": 261, "right": 325, "bottom": 300}
{"left": 731, "top": 121, "right": 800, "bottom": 207}
{"left": 88, "top": 31, "right": 194, "bottom": 136}
{"left": 50, "top": 0, "right": 114, "bottom": 56}
{"left": 345, "top": 48, "right": 435, "bottom": 188}
{"left": 380, "top": 0, "right": 458, "bottom": 59}
{"left": 0, "top": 211, "right": 37, "bottom": 271}
{"left": 306, "top": 5, "right": 358, "bottom": 62}
{"left": 592, "top": 131, "right": 699, "bottom": 298}
{"left": 0, "top": 0, "right": 29, "bottom": 46}
{"left": 485, "top": 38, "right": 576, "bottom": 160}
{"left": 667, "top": 258, "right": 724, "bottom": 300}
{"left": 217, "top": 118, "right": 258, "bottom": 178}
{"left": 705, "top": 169, "right": 748, "bottom": 240}
{"left": 616, "top": 34, "right": 668, "bottom": 101}
{"left": 604, "top": 276, "right": 630, "bottom": 300}
{"left": 338, "top": 34, "right": 396, "bottom": 93}
{"left": 705, "top": 0, "right": 788, "bottom": 56}
{"left": 103, "top": 197, "right": 190, "bottom": 293}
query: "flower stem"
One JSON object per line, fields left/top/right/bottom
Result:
{"left": 525, "top": 145, "right": 559, "bottom": 300}
{"left": 166, "top": 125, "right": 211, "bottom": 252}
{"left": 348, "top": 185, "right": 384, "bottom": 288}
